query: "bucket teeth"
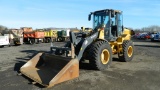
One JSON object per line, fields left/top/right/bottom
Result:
{"left": 32, "top": 82, "right": 37, "bottom": 85}
{"left": 17, "top": 73, "right": 22, "bottom": 76}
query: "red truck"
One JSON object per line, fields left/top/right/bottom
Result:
{"left": 22, "top": 27, "right": 45, "bottom": 44}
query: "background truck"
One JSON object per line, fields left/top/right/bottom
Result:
{"left": 1, "top": 29, "right": 23, "bottom": 45}
{"left": 57, "top": 29, "right": 70, "bottom": 42}
{"left": 0, "top": 34, "right": 10, "bottom": 48}
{"left": 44, "top": 29, "right": 57, "bottom": 43}
{"left": 22, "top": 27, "right": 45, "bottom": 44}
{"left": 151, "top": 32, "right": 160, "bottom": 41}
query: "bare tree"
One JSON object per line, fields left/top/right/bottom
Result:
{"left": 0, "top": 25, "right": 8, "bottom": 35}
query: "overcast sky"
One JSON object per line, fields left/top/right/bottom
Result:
{"left": 0, "top": 0, "right": 160, "bottom": 29}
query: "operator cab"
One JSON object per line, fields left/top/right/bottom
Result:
{"left": 88, "top": 9, "right": 123, "bottom": 41}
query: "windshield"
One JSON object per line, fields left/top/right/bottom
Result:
{"left": 93, "top": 12, "right": 109, "bottom": 30}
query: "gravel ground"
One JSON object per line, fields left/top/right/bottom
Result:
{"left": 0, "top": 40, "right": 160, "bottom": 90}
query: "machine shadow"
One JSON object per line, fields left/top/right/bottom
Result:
{"left": 14, "top": 50, "right": 47, "bottom": 72}
{"left": 79, "top": 62, "right": 96, "bottom": 70}
{"left": 112, "top": 57, "right": 122, "bottom": 62}
{"left": 79, "top": 57, "right": 122, "bottom": 70}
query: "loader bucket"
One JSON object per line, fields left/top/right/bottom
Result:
{"left": 20, "top": 53, "right": 79, "bottom": 88}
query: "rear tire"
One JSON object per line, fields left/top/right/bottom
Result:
{"left": 29, "top": 39, "right": 35, "bottom": 44}
{"left": 45, "top": 38, "right": 51, "bottom": 43}
{"left": 0, "top": 45, "right": 4, "bottom": 48}
{"left": 57, "top": 37, "right": 63, "bottom": 42}
{"left": 14, "top": 41, "right": 18, "bottom": 46}
{"left": 86, "top": 41, "right": 112, "bottom": 71}
{"left": 47, "top": 38, "right": 51, "bottom": 43}
{"left": 119, "top": 40, "right": 134, "bottom": 62}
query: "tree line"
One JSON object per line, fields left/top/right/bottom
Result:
{"left": 0, "top": 25, "right": 8, "bottom": 35}
{"left": 132, "top": 25, "right": 160, "bottom": 34}
{"left": 1, "top": 25, "right": 160, "bottom": 34}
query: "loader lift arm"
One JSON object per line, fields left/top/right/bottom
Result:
{"left": 70, "top": 31, "right": 99, "bottom": 60}
{"left": 51, "top": 31, "right": 100, "bottom": 61}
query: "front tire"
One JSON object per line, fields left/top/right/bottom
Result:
{"left": 87, "top": 41, "right": 112, "bottom": 71}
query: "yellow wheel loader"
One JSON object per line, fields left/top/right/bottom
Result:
{"left": 20, "top": 9, "right": 134, "bottom": 87}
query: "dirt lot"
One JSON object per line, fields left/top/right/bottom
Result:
{"left": 0, "top": 40, "right": 160, "bottom": 90}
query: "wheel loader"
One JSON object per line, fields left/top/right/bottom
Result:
{"left": 20, "top": 9, "right": 134, "bottom": 87}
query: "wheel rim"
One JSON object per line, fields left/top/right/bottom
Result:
{"left": 29, "top": 40, "right": 32, "bottom": 44}
{"left": 101, "top": 49, "right": 110, "bottom": 64}
{"left": 128, "top": 46, "right": 133, "bottom": 57}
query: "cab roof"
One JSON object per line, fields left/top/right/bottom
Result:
{"left": 91, "top": 9, "right": 122, "bottom": 14}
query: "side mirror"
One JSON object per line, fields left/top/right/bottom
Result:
{"left": 88, "top": 14, "right": 91, "bottom": 21}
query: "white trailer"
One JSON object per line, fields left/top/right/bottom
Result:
{"left": 1, "top": 29, "right": 23, "bottom": 45}
{"left": 0, "top": 34, "right": 10, "bottom": 48}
